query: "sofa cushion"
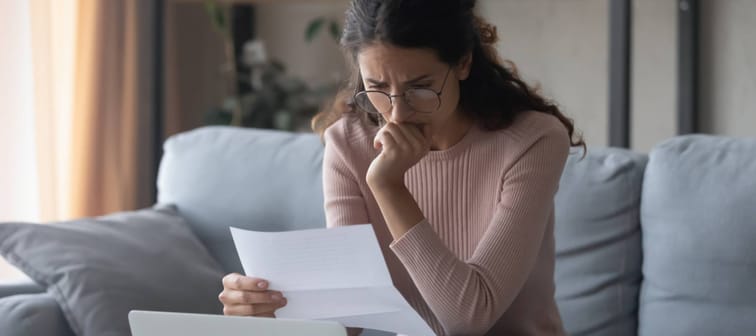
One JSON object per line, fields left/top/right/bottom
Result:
{"left": 639, "top": 135, "right": 756, "bottom": 335}
{"left": 0, "top": 205, "right": 224, "bottom": 336}
{"left": 554, "top": 147, "right": 647, "bottom": 336}
{"left": 0, "top": 292, "right": 74, "bottom": 336}
{"left": 157, "top": 127, "right": 327, "bottom": 273}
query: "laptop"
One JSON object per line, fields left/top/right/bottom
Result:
{"left": 129, "top": 310, "right": 348, "bottom": 336}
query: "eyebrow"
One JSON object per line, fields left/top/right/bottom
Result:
{"left": 365, "top": 74, "right": 433, "bottom": 86}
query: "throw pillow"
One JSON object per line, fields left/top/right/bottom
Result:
{"left": 0, "top": 205, "right": 225, "bottom": 336}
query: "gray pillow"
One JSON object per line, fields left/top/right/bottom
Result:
{"left": 0, "top": 205, "right": 225, "bottom": 336}
{"left": 639, "top": 135, "right": 756, "bottom": 335}
{"left": 554, "top": 148, "right": 648, "bottom": 336}
{"left": 157, "top": 126, "right": 326, "bottom": 273}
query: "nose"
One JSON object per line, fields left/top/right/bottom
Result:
{"left": 388, "top": 95, "right": 414, "bottom": 123}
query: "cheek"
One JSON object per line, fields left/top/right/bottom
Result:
{"left": 439, "top": 82, "right": 462, "bottom": 116}
{"left": 379, "top": 111, "right": 389, "bottom": 120}
{"left": 377, "top": 111, "right": 389, "bottom": 125}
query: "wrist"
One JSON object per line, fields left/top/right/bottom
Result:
{"left": 366, "top": 175, "right": 405, "bottom": 194}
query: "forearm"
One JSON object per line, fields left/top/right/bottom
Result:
{"left": 367, "top": 181, "right": 425, "bottom": 240}
{"left": 388, "top": 216, "right": 532, "bottom": 335}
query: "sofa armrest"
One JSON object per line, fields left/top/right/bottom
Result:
{"left": 0, "top": 279, "right": 45, "bottom": 299}
{"left": 0, "top": 292, "right": 74, "bottom": 336}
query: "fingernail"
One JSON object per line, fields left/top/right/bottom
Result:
{"left": 257, "top": 281, "right": 267, "bottom": 289}
{"left": 271, "top": 293, "right": 282, "bottom": 301}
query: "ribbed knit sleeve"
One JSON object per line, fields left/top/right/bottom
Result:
{"left": 388, "top": 124, "right": 570, "bottom": 335}
{"left": 322, "top": 122, "right": 370, "bottom": 229}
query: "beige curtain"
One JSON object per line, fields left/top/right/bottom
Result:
{"left": 29, "top": 0, "right": 79, "bottom": 222}
{"left": 1, "top": 0, "right": 157, "bottom": 280}
{"left": 1, "top": 0, "right": 79, "bottom": 280}
{"left": 70, "top": 0, "right": 157, "bottom": 217}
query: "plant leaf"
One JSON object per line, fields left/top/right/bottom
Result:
{"left": 329, "top": 20, "right": 341, "bottom": 41}
{"left": 203, "top": 0, "right": 227, "bottom": 35}
{"left": 305, "top": 17, "right": 326, "bottom": 43}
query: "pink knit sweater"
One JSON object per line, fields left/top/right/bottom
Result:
{"left": 322, "top": 110, "right": 569, "bottom": 336}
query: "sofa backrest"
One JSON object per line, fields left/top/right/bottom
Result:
{"left": 157, "top": 127, "right": 327, "bottom": 273}
{"left": 554, "top": 148, "right": 648, "bottom": 336}
{"left": 639, "top": 135, "right": 756, "bottom": 335}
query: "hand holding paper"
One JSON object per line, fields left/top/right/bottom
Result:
{"left": 230, "top": 224, "right": 435, "bottom": 336}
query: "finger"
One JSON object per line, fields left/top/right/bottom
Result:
{"left": 222, "top": 299, "right": 287, "bottom": 316}
{"left": 223, "top": 304, "right": 253, "bottom": 316}
{"left": 247, "top": 300, "right": 287, "bottom": 316}
{"left": 401, "top": 121, "right": 431, "bottom": 141}
{"left": 222, "top": 273, "right": 269, "bottom": 291}
{"left": 218, "top": 289, "right": 283, "bottom": 305}
{"left": 383, "top": 123, "right": 412, "bottom": 151}
{"left": 392, "top": 123, "right": 418, "bottom": 148}
{"left": 398, "top": 123, "right": 429, "bottom": 152}
{"left": 378, "top": 129, "right": 399, "bottom": 153}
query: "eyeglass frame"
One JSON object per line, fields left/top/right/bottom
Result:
{"left": 353, "top": 67, "right": 453, "bottom": 116}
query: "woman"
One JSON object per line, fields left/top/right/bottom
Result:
{"left": 219, "top": 0, "right": 584, "bottom": 335}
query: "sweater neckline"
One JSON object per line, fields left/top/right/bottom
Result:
{"left": 422, "top": 123, "right": 482, "bottom": 161}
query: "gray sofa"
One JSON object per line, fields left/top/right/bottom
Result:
{"left": 1, "top": 126, "right": 754, "bottom": 336}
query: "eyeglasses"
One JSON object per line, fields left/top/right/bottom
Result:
{"left": 353, "top": 68, "right": 452, "bottom": 117}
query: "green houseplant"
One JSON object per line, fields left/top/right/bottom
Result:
{"left": 202, "top": 1, "right": 341, "bottom": 132}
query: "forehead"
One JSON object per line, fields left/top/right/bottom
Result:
{"left": 357, "top": 43, "right": 446, "bottom": 79}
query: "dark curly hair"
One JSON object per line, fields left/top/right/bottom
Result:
{"left": 312, "top": 0, "right": 585, "bottom": 150}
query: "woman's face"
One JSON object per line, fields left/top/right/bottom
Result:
{"left": 356, "top": 43, "right": 471, "bottom": 130}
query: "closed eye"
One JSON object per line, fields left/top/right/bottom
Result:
{"left": 364, "top": 74, "right": 433, "bottom": 90}
{"left": 367, "top": 82, "right": 432, "bottom": 91}
{"left": 365, "top": 80, "right": 388, "bottom": 90}
{"left": 411, "top": 83, "right": 433, "bottom": 89}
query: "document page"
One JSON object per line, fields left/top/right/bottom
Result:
{"left": 231, "top": 224, "right": 435, "bottom": 336}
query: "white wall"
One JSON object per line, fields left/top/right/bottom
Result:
{"left": 631, "top": 0, "right": 677, "bottom": 152}
{"left": 700, "top": 0, "right": 756, "bottom": 137}
{"left": 478, "top": 0, "right": 610, "bottom": 148}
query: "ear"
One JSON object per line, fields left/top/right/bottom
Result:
{"left": 456, "top": 52, "right": 473, "bottom": 80}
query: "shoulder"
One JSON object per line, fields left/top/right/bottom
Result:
{"left": 498, "top": 110, "right": 569, "bottom": 149}
{"left": 503, "top": 110, "right": 568, "bottom": 142}
{"left": 479, "top": 111, "right": 571, "bottom": 165}
{"left": 323, "top": 113, "right": 378, "bottom": 167}
{"left": 324, "top": 113, "right": 376, "bottom": 147}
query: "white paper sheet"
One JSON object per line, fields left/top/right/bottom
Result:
{"left": 230, "top": 224, "right": 435, "bottom": 336}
